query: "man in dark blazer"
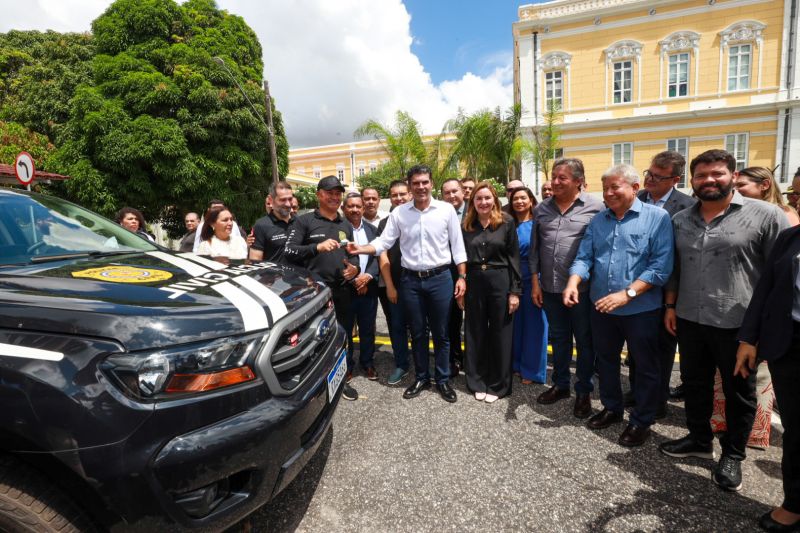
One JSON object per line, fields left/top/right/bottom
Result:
{"left": 627, "top": 150, "right": 696, "bottom": 415}
{"left": 343, "top": 192, "right": 381, "bottom": 380}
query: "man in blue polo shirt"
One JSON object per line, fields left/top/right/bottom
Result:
{"left": 564, "top": 163, "right": 674, "bottom": 447}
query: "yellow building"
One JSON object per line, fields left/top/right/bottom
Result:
{"left": 513, "top": 0, "right": 800, "bottom": 193}
{"left": 288, "top": 139, "right": 393, "bottom": 191}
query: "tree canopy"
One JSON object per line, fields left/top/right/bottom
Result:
{"left": 0, "top": 0, "right": 289, "bottom": 236}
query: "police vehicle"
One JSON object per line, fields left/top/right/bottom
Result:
{"left": 0, "top": 188, "right": 347, "bottom": 531}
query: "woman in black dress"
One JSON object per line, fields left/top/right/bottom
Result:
{"left": 458, "top": 182, "right": 521, "bottom": 403}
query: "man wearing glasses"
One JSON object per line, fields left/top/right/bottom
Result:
{"left": 626, "top": 151, "right": 695, "bottom": 415}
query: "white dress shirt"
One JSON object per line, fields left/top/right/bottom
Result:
{"left": 643, "top": 187, "right": 674, "bottom": 209}
{"left": 370, "top": 199, "right": 467, "bottom": 270}
{"left": 196, "top": 234, "right": 248, "bottom": 259}
{"left": 351, "top": 220, "right": 370, "bottom": 277}
{"left": 193, "top": 220, "right": 243, "bottom": 253}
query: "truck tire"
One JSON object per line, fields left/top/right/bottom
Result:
{"left": 0, "top": 457, "right": 95, "bottom": 533}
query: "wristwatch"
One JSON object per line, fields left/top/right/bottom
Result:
{"left": 625, "top": 287, "right": 637, "bottom": 299}
{"left": 458, "top": 273, "right": 467, "bottom": 280}
{"left": 664, "top": 303, "right": 676, "bottom": 309}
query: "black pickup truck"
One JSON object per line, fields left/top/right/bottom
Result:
{"left": 0, "top": 188, "right": 347, "bottom": 531}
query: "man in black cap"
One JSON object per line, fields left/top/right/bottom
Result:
{"left": 285, "top": 176, "right": 360, "bottom": 401}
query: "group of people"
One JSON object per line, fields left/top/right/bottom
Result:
{"left": 115, "top": 148, "right": 799, "bottom": 532}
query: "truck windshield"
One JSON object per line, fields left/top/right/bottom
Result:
{"left": 0, "top": 190, "right": 158, "bottom": 265}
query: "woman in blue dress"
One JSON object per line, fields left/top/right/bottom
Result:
{"left": 509, "top": 187, "right": 549, "bottom": 384}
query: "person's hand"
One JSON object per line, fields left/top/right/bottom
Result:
{"left": 531, "top": 278, "right": 543, "bottom": 308}
{"left": 356, "top": 284, "right": 367, "bottom": 296}
{"left": 734, "top": 342, "right": 758, "bottom": 378}
{"left": 664, "top": 308, "right": 677, "bottom": 336}
{"left": 456, "top": 294, "right": 464, "bottom": 310}
{"left": 353, "top": 273, "right": 371, "bottom": 291}
{"left": 387, "top": 285, "right": 398, "bottom": 304}
{"left": 508, "top": 294, "right": 520, "bottom": 314}
{"left": 562, "top": 286, "right": 580, "bottom": 307}
{"left": 345, "top": 242, "right": 361, "bottom": 255}
{"left": 454, "top": 277, "right": 466, "bottom": 298}
{"left": 246, "top": 228, "right": 255, "bottom": 247}
{"left": 316, "top": 239, "right": 339, "bottom": 253}
{"left": 595, "top": 290, "right": 629, "bottom": 314}
{"left": 342, "top": 259, "right": 358, "bottom": 281}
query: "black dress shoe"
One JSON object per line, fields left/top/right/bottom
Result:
{"left": 403, "top": 379, "right": 431, "bottom": 399}
{"left": 759, "top": 511, "right": 800, "bottom": 532}
{"left": 618, "top": 424, "right": 651, "bottom": 447}
{"left": 669, "top": 383, "right": 685, "bottom": 400}
{"left": 537, "top": 385, "right": 570, "bottom": 405}
{"left": 623, "top": 390, "right": 636, "bottom": 408}
{"left": 436, "top": 382, "right": 457, "bottom": 403}
{"left": 573, "top": 393, "right": 592, "bottom": 419}
{"left": 587, "top": 408, "right": 624, "bottom": 430}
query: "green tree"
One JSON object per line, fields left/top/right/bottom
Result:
{"left": 522, "top": 99, "right": 563, "bottom": 182}
{"left": 354, "top": 111, "right": 426, "bottom": 180}
{"left": 41, "top": 0, "right": 289, "bottom": 236}
{"left": 294, "top": 185, "right": 317, "bottom": 209}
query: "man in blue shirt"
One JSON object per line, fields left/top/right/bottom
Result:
{"left": 564, "top": 164, "right": 674, "bottom": 447}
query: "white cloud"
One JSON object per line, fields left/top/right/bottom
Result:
{"left": 0, "top": 0, "right": 513, "bottom": 148}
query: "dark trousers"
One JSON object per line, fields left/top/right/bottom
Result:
{"left": 388, "top": 295, "right": 410, "bottom": 371}
{"left": 592, "top": 308, "right": 662, "bottom": 427}
{"left": 402, "top": 269, "right": 452, "bottom": 384}
{"left": 448, "top": 297, "right": 464, "bottom": 368}
{"left": 464, "top": 268, "right": 513, "bottom": 397}
{"left": 770, "top": 323, "right": 800, "bottom": 513}
{"left": 677, "top": 318, "right": 757, "bottom": 460}
{"left": 331, "top": 285, "right": 354, "bottom": 370}
{"left": 542, "top": 291, "right": 595, "bottom": 394}
{"left": 346, "top": 292, "right": 378, "bottom": 370}
{"left": 378, "top": 286, "right": 392, "bottom": 336}
{"left": 629, "top": 308, "right": 678, "bottom": 406}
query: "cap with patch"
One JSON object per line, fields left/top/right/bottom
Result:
{"left": 317, "top": 176, "right": 345, "bottom": 192}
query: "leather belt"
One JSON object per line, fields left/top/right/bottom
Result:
{"left": 403, "top": 265, "right": 449, "bottom": 278}
{"left": 468, "top": 264, "right": 507, "bottom": 271}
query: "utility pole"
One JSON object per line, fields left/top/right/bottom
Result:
{"left": 263, "top": 80, "right": 279, "bottom": 186}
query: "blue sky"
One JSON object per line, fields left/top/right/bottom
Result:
{"left": 406, "top": 0, "right": 537, "bottom": 83}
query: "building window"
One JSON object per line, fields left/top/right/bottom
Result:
{"left": 553, "top": 148, "right": 564, "bottom": 159}
{"left": 667, "top": 138, "right": 689, "bottom": 187}
{"left": 668, "top": 53, "right": 689, "bottom": 97}
{"left": 358, "top": 165, "right": 365, "bottom": 177}
{"left": 545, "top": 70, "right": 563, "bottom": 109}
{"left": 613, "top": 61, "right": 632, "bottom": 104}
{"left": 613, "top": 143, "right": 633, "bottom": 165}
{"left": 727, "top": 44, "right": 751, "bottom": 91}
{"left": 337, "top": 167, "right": 344, "bottom": 181}
{"left": 725, "top": 133, "right": 749, "bottom": 170}
{"left": 313, "top": 167, "right": 321, "bottom": 180}
{"left": 369, "top": 161, "right": 377, "bottom": 172}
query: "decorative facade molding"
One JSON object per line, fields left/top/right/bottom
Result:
{"left": 605, "top": 40, "right": 643, "bottom": 63}
{"left": 519, "top": 0, "right": 643, "bottom": 22}
{"left": 538, "top": 51, "right": 572, "bottom": 70}
{"left": 719, "top": 20, "right": 766, "bottom": 47}
{"left": 659, "top": 31, "right": 701, "bottom": 55}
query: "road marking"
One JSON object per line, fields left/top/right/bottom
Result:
{"left": 0, "top": 343, "right": 64, "bottom": 362}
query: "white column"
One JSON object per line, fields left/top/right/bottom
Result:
{"left": 694, "top": 46, "right": 700, "bottom": 96}
{"left": 718, "top": 45, "right": 724, "bottom": 95}
{"left": 517, "top": 34, "right": 535, "bottom": 124}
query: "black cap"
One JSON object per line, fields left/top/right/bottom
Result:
{"left": 317, "top": 176, "right": 345, "bottom": 192}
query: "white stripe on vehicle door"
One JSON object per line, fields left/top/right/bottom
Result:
{"left": 232, "top": 275, "right": 288, "bottom": 323}
{"left": 0, "top": 343, "right": 64, "bottom": 362}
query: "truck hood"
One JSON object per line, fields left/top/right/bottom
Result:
{"left": 0, "top": 251, "right": 321, "bottom": 350}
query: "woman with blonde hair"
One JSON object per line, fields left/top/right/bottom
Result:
{"left": 735, "top": 166, "right": 800, "bottom": 225}
{"left": 458, "top": 182, "right": 521, "bottom": 403}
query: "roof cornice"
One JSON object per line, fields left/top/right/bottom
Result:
{"left": 515, "top": 0, "right": 689, "bottom": 31}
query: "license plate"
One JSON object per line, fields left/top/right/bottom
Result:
{"left": 327, "top": 348, "right": 347, "bottom": 402}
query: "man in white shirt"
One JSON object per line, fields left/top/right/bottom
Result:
{"left": 348, "top": 165, "right": 467, "bottom": 403}
{"left": 441, "top": 178, "right": 466, "bottom": 377}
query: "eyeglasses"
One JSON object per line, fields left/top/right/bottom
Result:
{"left": 644, "top": 170, "right": 676, "bottom": 181}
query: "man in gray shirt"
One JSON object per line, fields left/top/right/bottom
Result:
{"left": 660, "top": 149, "right": 789, "bottom": 493}
{"left": 530, "top": 158, "right": 604, "bottom": 418}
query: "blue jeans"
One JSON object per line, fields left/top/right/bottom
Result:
{"left": 402, "top": 269, "right": 452, "bottom": 384}
{"left": 388, "top": 295, "right": 410, "bottom": 371}
{"left": 592, "top": 308, "right": 662, "bottom": 427}
{"left": 348, "top": 293, "right": 378, "bottom": 370}
{"left": 542, "top": 291, "right": 595, "bottom": 394}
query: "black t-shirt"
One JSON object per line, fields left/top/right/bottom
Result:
{"left": 285, "top": 209, "right": 358, "bottom": 285}
{"left": 252, "top": 212, "right": 294, "bottom": 263}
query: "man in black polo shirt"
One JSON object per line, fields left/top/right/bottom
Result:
{"left": 285, "top": 176, "right": 360, "bottom": 401}
{"left": 250, "top": 181, "right": 295, "bottom": 264}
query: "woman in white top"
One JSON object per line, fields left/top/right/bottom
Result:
{"left": 196, "top": 207, "right": 248, "bottom": 260}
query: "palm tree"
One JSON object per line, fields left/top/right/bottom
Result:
{"left": 354, "top": 111, "right": 426, "bottom": 179}
{"left": 521, "top": 99, "right": 563, "bottom": 182}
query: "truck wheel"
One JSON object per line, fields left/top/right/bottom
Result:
{"left": 0, "top": 457, "right": 95, "bottom": 533}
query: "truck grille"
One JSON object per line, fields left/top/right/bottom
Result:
{"left": 256, "top": 288, "right": 337, "bottom": 395}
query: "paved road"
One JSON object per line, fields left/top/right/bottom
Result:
{"left": 232, "top": 343, "right": 784, "bottom": 533}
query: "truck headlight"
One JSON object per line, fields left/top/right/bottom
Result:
{"left": 103, "top": 333, "right": 267, "bottom": 400}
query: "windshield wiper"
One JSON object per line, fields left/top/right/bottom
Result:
{"left": 29, "top": 250, "right": 143, "bottom": 264}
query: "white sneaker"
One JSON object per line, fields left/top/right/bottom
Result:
{"left": 475, "top": 392, "right": 486, "bottom": 401}
{"left": 484, "top": 394, "right": 499, "bottom": 403}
